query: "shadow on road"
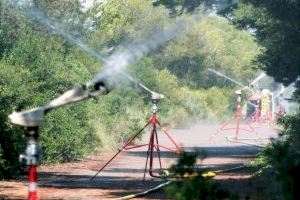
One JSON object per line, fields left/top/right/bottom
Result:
{"left": 125, "top": 145, "right": 260, "bottom": 158}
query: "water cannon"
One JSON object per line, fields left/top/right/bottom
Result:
{"left": 235, "top": 90, "right": 242, "bottom": 95}
{"left": 235, "top": 89, "right": 257, "bottom": 112}
{"left": 7, "top": 74, "right": 113, "bottom": 199}
{"left": 9, "top": 77, "right": 110, "bottom": 128}
{"left": 121, "top": 72, "right": 164, "bottom": 102}
{"left": 151, "top": 91, "right": 164, "bottom": 101}
{"left": 250, "top": 73, "right": 266, "bottom": 87}
{"left": 241, "top": 73, "right": 266, "bottom": 93}
{"left": 208, "top": 68, "right": 266, "bottom": 96}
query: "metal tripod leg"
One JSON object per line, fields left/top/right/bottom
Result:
{"left": 143, "top": 127, "right": 155, "bottom": 181}
{"left": 91, "top": 113, "right": 181, "bottom": 180}
{"left": 235, "top": 115, "right": 240, "bottom": 139}
{"left": 90, "top": 122, "right": 150, "bottom": 181}
{"left": 148, "top": 127, "right": 158, "bottom": 178}
{"left": 157, "top": 120, "right": 181, "bottom": 153}
{"left": 154, "top": 127, "right": 162, "bottom": 170}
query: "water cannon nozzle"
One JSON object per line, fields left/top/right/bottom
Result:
{"left": 85, "top": 79, "right": 109, "bottom": 97}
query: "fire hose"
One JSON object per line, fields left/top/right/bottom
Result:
{"left": 111, "top": 165, "right": 247, "bottom": 200}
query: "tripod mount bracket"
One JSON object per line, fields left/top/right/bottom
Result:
{"left": 19, "top": 127, "right": 40, "bottom": 166}
{"left": 235, "top": 90, "right": 242, "bottom": 103}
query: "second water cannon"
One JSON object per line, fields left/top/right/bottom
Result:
{"left": 151, "top": 91, "right": 164, "bottom": 102}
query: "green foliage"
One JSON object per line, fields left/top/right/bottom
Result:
{"left": 154, "top": 16, "right": 260, "bottom": 88}
{"left": 175, "top": 86, "right": 235, "bottom": 123}
{"left": 153, "top": 0, "right": 204, "bottom": 16}
{"left": 89, "top": 0, "right": 170, "bottom": 49}
{"left": 87, "top": 87, "right": 147, "bottom": 149}
{"left": 41, "top": 105, "right": 98, "bottom": 163}
{"left": 165, "top": 151, "right": 238, "bottom": 200}
{"left": 0, "top": 23, "right": 97, "bottom": 176}
{"left": 153, "top": 0, "right": 237, "bottom": 17}
{"left": 0, "top": 61, "right": 26, "bottom": 178}
{"left": 234, "top": 0, "right": 300, "bottom": 86}
{"left": 0, "top": 0, "right": 259, "bottom": 180}
{"left": 234, "top": 2, "right": 300, "bottom": 200}
{"left": 166, "top": 178, "right": 239, "bottom": 200}
{"left": 0, "top": 0, "right": 26, "bottom": 58}
{"left": 255, "top": 113, "right": 300, "bottom": 200}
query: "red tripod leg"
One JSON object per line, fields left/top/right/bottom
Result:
{"left": 148, "top": 128, "right": 160, "bottom": 178}
{"left": 143, "top": 127, "right": 155, "bottom": 180}
{"left": 90, "top": 121, "right": 150, "bottom": 181}
{"left": 157, "top": 120, "right": 181, "bottom": 153}
{"left": 208, "top": 117, "right": 235, "bottom": 142}
{"left": 235, "top": 114, "right": 240, "bottom": 139}
{"left": 154, "top": 127, "right": 162, "bottom": 170}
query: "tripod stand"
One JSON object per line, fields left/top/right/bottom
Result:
{"left": 246, "top": 100, "right": 263, "bottom": 127}
{"left": 217, "top": 91, "right": 255, "bottom": 139}
{"left": 91, "top": 97, "right": 181, "bottom": 180}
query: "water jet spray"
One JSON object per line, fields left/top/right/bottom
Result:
{"left": 8, "top": 2, "right": 208, "bottom": 197}
{"left": 11, "top": 0, "right": 106, "bottom": 62}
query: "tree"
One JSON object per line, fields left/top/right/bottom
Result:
{"left": 0, "top": 12, "right": 98, "bottom": 177}
{"left": 153, "top": 16, "right": 260, "bottom": 88}
{"left": 0, "top": 0, "right": 254, "bottom": 179}
{"left": 0, "top": 0, "right": 26, "bottom": 58}
{"left": 234, "top": 1, "right": 300, "bottom": 199}
{"left": 153, "top": 0, "right": 237, "bottom": 16}
{"left": 87, "top": 0, "right": 170, "bottom": 51}
{"left": 234, "top": 0, "right": 300, "bottom": 86}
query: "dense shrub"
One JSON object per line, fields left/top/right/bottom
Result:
{"left": 40, "top": 105, "right": 98, "bottom": 164}
{"left": 0, "top": 28, "right": 99, "bottom": 175}
{"left": 254, "top": 112, "right": 300, "bottom": 200}
{"left": 165, "top": 151, "right": 238, "bottom": 200}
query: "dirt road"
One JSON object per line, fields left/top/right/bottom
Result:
{"left": 0, "top": 122, "right": 278, "bottom": 200}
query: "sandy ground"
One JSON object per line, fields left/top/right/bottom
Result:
{"left": 0, "top": 121, "right": 279, "bottom": 200}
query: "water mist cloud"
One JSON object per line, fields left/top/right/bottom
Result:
{"left": 92, "top": 10, "right": 208, "bottom": 86}
{"left": 11, "top": 0, "right": 105, "bottom": 62}
{"left": 12, "top": 0, "right": 208, "bottom": 89}
{"left": 93, "top": 21, "right": 187, "bottom": 81}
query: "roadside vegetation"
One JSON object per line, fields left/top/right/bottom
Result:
{"left": 156, "top": 1, "right": 300, "bottom": 199}
{"left": 234, "top": 1, "right": 300, "bottom": 199}
{"left": 0, "top": 3, "right": 299, "bottom": 198}
{"left": 1, "top": 1, "right": 299, "bottom": 200}
{"left": 0, "top": 0, "right": 260, "bottom": 179}
{"left": 165, "top": 151, "right": 239, "bottom": 200}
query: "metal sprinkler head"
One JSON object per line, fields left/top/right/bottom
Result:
{"left": 8, "top": 78, "right": 110, "bottom": 128}
{"left": 151, "top": 92, "right": 164, "bottom": 113}
{"left": 8, "top": 107, "right": 45, "bottom": 127}
{"left": 151, "top": 92, "right": 164, "bottom": 101}
{"left": 235, "top": 90, "right": 242, "bottom": 95}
